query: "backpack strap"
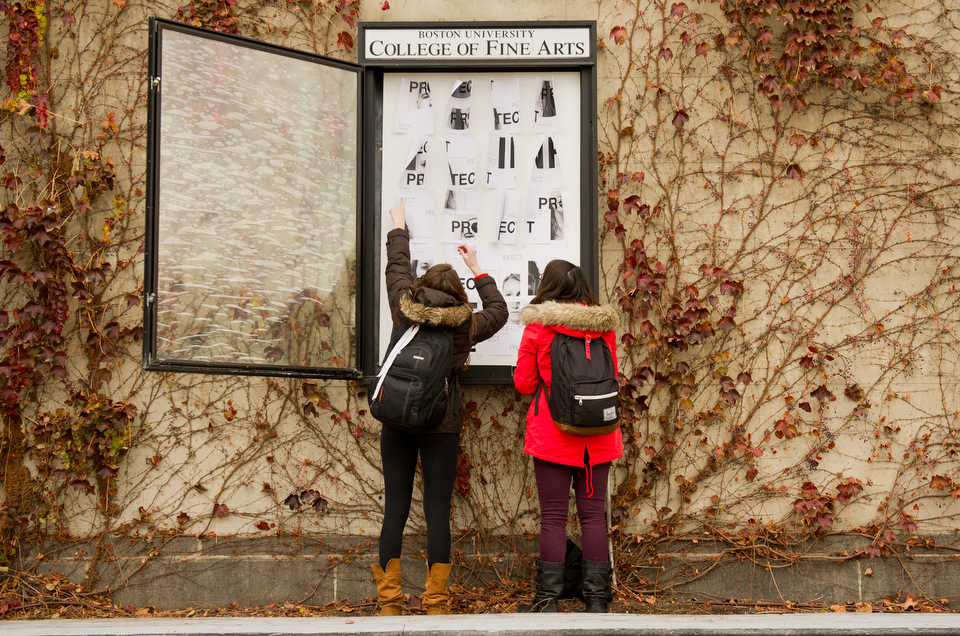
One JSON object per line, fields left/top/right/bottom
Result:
{"left": 534, "top": 378, "right": 548, "bottom": 415}
{"left": 373, "top": 324, "right": 419, "bottom": 400}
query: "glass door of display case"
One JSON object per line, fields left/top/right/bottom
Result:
{"left": 144, "top": 18, "right": 362, "bottom": 379}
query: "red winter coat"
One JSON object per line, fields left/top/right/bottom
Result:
{"left": 514, "top": 301, "right": 623, "bottom": 467}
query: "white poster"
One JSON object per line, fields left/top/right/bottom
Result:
{"left": 475, "top": 316, "right": 523, "bottom": 357}
{"left": 490, "top": 189, "right": 520, "bottom": 244}
{"left": 441, "top": 189, "right": 480, "bottom": 243}
{"left": 445, "top": 79, "right": 473, "bottom": 132}
{"left": 397, "top": 189, "right": 437, "bottom": 244}
{"left": 395, "top": 77, "right": 434, "bottom": 134}
{"left": 526, "top": 189, "right": 564, "bottom": 243}
{"left": 491, "top": 77, "right": 521, "bottom": 132}
{"left": 491, "top": 245, "right": 525, "bottom": 298}
{"left": 446, "top": 135, "right": 478, "bottom": 188}
{"left": 486, "top": 135, "right": 517, "bottom": 188}
{"left": 533, "top": 76, "right": 558, "bottom": 132}
{"left": 398, "top": 135, "right": 429, "bottom": 189}
{"left": 530, "top": 135, "right": 562, "bottom": 188}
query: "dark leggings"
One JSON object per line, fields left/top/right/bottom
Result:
{"left": 379, "top": 425, "right": 460, "bottom": 567}
{"left": 534, "top": 457, "right": 611, "bottom": 563}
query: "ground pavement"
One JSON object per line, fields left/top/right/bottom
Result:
{"left": 4, "top": 613, "right": 960, "bottom": 636}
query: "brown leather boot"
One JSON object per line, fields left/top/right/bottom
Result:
{"left": 371, "top": 558, "right": 403, "bottom": 616}
{"left": 421, "top": 562, "right": 453, "bottom": 615}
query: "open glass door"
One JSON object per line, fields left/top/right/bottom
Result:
{"left": 144, "top": 18, "right": 361, "bottom": 379}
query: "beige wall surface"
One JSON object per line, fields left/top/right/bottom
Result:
{"left": 2, "top": 0, "right": 960, "bottom": 603}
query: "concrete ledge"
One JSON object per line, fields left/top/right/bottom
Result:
{"left": 29, "top": 534, "right": 960, "bottom": 609}
{"left": 5, "top": 613, "right": 960, "bottom": 636}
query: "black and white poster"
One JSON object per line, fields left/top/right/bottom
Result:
{"left": 533, "top": 76, "right": 558, "bottom": 132}
{"left": 491, "top": 77, "right": 521, "bottom": 132}
{"left": 446, "top": 135, "right": 478, "bottom": 188}
{"left": 399, "top": 135, "right": 429, "bottom": 189}
{"left": 491, "top": 189, "right": 520, "bottom": 244}
{"left": 486, "top": 135, "right": 517, "bottom": 188}
{"left": 395, "top": 77, "right": 434, "bottom": 134}
{"left": 445, "top": 79, "right": 473, "bottom": 132}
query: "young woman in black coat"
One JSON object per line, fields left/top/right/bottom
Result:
{"left": 372, "top": 202, "right": 508, "bottom": 615}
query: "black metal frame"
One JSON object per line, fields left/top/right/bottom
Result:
{"left": 358, "top": 21, "right": 599, "bottom": 385}
{"left": 144, "top": 17, "right": 363, "bottom": 379}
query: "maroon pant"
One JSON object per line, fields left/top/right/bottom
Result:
{"left": 533, "top": 457, "right": 611, "bottom": 562}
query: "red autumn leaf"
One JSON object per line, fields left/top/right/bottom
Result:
{"left": 722, "top": 388, "right": 741, "bottom": 405}
{"left": 213, "top": 503, "right": 229, "bottom": 517}
{"left": 659, "top": 47, "right": 674, "bottom": 62}
{"left": 717, "top": 316, "right": 735, "bottom": 332}
{"left": 695, "top": 41, "right": 711, "bottom": 56}
{"left": 672, "top": 109, "right": 689, "bottom": 129}
{"left": 924, "top": 86, "right": 943, "bottom": 101}
{"left": 670, "top": 2, "right": 689, "bottom": 17}
{"left": 622, "top": 195, "right": 641, "bottom": 214}
{"left": 255, "top": 521, "right": 269, "bottom": 530}
{"left": 798, "top": 401, "right": 812, "bottom": 412}
{"left": 811, "top": 385, "right": 835, "bottom": 402}
{"left": 786, "top": 163, "right": 804, "bottom": 179}
{"left": 737, "top": 372, "right": 752, "bottom": 385}
{"left": 337, "top": 31, "right": 354, "bottom": 50}
{"left": 610, "top": 25, "right": 627, "bottom": 44}
{"left": 381, "top": 1, "right": 390, "bottom": 9}
{"left": 789, "top": 133, "right": 807, "bottom": 147}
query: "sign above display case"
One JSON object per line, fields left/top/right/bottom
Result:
{"left": 361, "top": 26, "right": 593, "bottom": 62}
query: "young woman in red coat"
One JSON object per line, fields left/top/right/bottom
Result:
{"left": 513, "top": 260, "right": 622, "bottom": 613}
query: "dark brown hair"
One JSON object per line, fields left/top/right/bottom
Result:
{"left": 530, "top": 260, "right": 598, "bottom": 306}
{"left": 410, "top": 263, "right": 469, "bottom": 304}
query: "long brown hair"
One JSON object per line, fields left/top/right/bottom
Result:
{"left": 530, "top": 260, "right": 598, "bottom": 306}
{"left": 409, "top": 263, "right": 469, "bottom": 304}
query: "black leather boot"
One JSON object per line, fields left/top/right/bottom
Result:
{"left": 582, "top": 559, "right": 612, "bottom": 613}
{"left": 517, "top": 560, "right": 563, "bottom": 612}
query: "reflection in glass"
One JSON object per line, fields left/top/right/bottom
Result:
{"left": 155, "top": 30, "right": 357, "bottom": 368}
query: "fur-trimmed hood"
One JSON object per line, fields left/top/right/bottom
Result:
{"left": 519, "top": 301, "right": 620, "bottom": 333}
{"left": 399, "top": 289, "right": 473, "bottom": 328}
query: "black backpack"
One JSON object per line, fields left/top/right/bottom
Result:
{"left": 541, "top": 332, "right": 620, "bottom": 436}
{"left": 369, "top": 324, "right": 455, "bottom": 432}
